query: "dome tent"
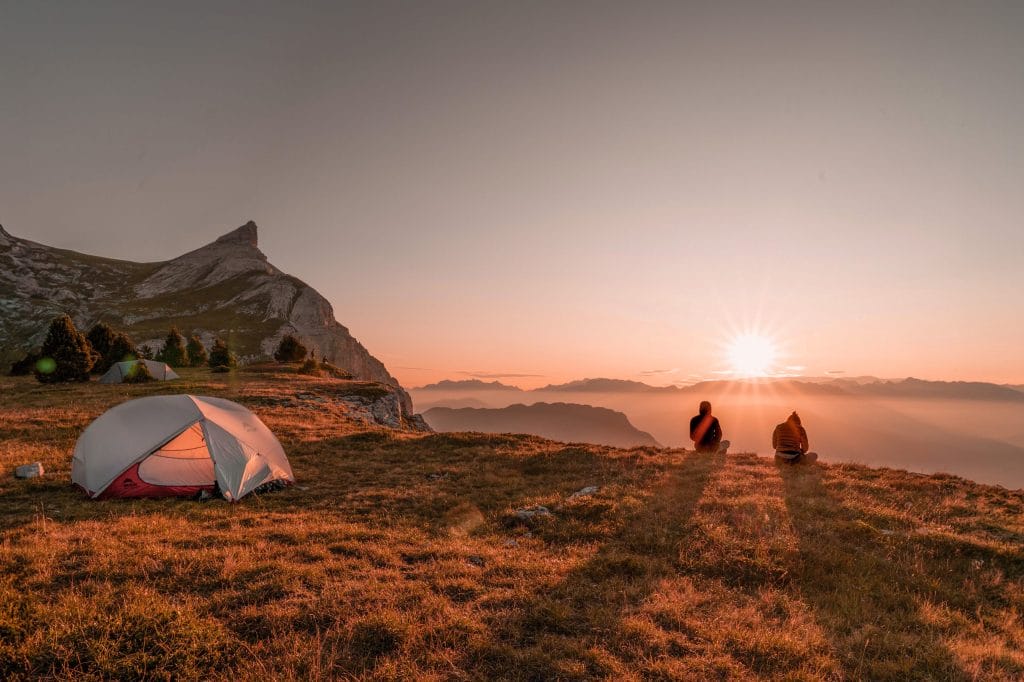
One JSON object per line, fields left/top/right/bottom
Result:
{"left": 72, "top": 395, "right": 294, "bottom": 501}
{"left": 99, "top": 359, "right": 179, "bottom": 383}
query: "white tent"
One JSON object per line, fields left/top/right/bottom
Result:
{"left": 99, "top": 359, "right": 180, "bottom": 384}
{"left": 72, "top": 395, "right": 294, "bottom": 501}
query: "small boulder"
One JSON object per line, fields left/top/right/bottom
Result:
{"left": 568, "top": 485, "right": 599, "bottom": 500}
{"left": 15, "top": 462, "right": 44, "bottom": 479}
{"left": 370, "top": 394, "right": 404, "bottom": 429}
{"left": 515, "top": 505, "right": 552, "bottom": 520}
{"left": 407, "top": 413, "right": 433, "bottom": 432}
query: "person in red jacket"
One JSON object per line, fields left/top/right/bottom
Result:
{"left": 773, "top": 412, "right": 818, "bottom": 463}
{"left": 690, "top": 401, "right": 730, "bottom": 454}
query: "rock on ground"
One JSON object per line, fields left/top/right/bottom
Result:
{"left": 568, "top": 485, "right": 599, "bottom": 500}
{"left": 14, "top": 462, "right": 44, "bottom": 478}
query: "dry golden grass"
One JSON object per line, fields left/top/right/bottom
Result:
{"left": 1, "top": 369, "right": 1022, "bottom": 680}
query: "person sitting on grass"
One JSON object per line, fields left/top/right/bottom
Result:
{"left": 773, "top": 411, "right": 818, "bottom": 464}
{"left": 690, "top": 401, "right": 730, "bottom": 454}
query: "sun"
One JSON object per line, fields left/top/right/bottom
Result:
{"left": 726, "top": 333, "right": 778, "bottom": 377}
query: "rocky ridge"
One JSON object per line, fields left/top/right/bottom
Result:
{"left": 0, "top": 221, "right": 413, "bottom": 414}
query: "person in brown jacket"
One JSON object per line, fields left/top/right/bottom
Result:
{"left": 773, "top": 412, "right": 818, "bottom": 463}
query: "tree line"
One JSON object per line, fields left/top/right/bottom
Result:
{"left": 8, "top": 315, "right": 237, "bottom": 383}
{"left": 8, "top": 316, "right": 345, "bottom": 384}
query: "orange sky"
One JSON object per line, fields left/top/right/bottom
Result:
{"left": 3, "top": 3, "right": 1023, "bottom": 387}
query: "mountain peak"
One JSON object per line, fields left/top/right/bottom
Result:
{"left": 0, "top": 219, "right": 414, "bottom": 415}
{"left": 214, "top": 221, "right": 258, "bottom": 247}
{"left": 0, "top": 224, "right": 12, "bottom": 245}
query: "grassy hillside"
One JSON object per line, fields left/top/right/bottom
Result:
{"left": 0, "top": 370, "right": 1022, "bottom": 680}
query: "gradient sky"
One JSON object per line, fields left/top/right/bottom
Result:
{"left": 3, "top": 1, "right": 1023, "bottom": 387}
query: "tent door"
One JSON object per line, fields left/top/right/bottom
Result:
{"left": 137, "top": 422, "right": 216, "bottom": 486}
{"left": 203, "top": 421, "right": 274, "bottom": 502}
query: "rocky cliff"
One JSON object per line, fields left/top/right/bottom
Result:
{"left": 0, "top": 221, "right": 413, "bottom": 413}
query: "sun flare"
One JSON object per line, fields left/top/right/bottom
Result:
{"left": 726, "top": 333, "right": 778, "bottom": 377}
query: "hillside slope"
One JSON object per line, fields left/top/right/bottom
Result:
{"left": 424, "top": 402, "right": 661, "bottom": 448}
{"left": 0, "top": 222, "right": 412, "bottom": 413}
{"left": 0, "top": 372, "right": 1022, "bottom": 680}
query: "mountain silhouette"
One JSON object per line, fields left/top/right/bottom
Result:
{"left": 423, "top": 402, "right": 660, "bottom": 448}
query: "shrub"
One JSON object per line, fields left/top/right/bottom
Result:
{"left": 298, "top": 357, "right": 321, "bottom": 375}
{"left": 122, "top": 360, "right": 155, "bottom": 383}
{"left": 103, "top": 333, "right": 139, "bottom": 372}
{"left": 273, "top": 334, "right": 308, "bottom": 363}
{"left": 186, "top": 336, "right": 208, "bottom": 367}
{"left": 207, "top": 339, "right": 237, "bottom": 370}
{"left": 157, "top": 327, "right": 188, "bottom": 367}
{"left": 321, "top": 360, "right": 354, "bottom": 380}
{"left": 35, "top": 315, "right": 94, "bottom": 383}
{"left": 9, "top": 349, "right": 41, "bottom": 376}
{"left": 137, "top": 344, "right": 154, "bottom": 360}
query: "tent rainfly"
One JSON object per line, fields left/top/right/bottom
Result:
{"left": 72, "top": 395, "right": 294, "bottom": 501}
{"left": 99, "top": 359, "right": 180, "bottom": 383}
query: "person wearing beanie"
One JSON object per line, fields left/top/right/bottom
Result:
{"left": 773, "top": 411, "right": 817, "bottom": 463}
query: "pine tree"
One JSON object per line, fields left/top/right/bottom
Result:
{"left": 157, "top": 327, "right": 188, "bottom": 367}
{"left": 207, "top": 338, "right": 237, "bottom": 370}
{"left": 104, "top": 333, "right": 139, "bottom": 371}
{"left": 186, "top": 335, "right": 208, "bottom": 367}
{"left": 35, "top": 315, "right": 94, "bottom": 383}
{"left": 273, "top": 334, "right": 308, "bottom": 363}
{"left": 86, "top": 323, "right": 116, "bottom": 373}
{"left": 9, "top": 350, "right": 41, "bottom": 377}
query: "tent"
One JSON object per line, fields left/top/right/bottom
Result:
{"left": 99, "top": 359, "right": 180, "bottom": 383}
{"left": 72, "top": 395, "right": 294, "bottom": 501}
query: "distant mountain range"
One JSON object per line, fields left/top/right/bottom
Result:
{"left": 848, "top": 377, "right": 1024, "bottom": 402}
{"left": 415, "top": 379, "right": 523, "bottom": 391}
{"left": 412, "top": 376, "right": 1024, "bottom": 403}
{"left": 422, "top": 402, "right": 660, "bottom": 448}
{"left": 535, "top": 378, "right": 682, "bottom": 393}
{"left": 0, "top": 221, "right": 413, "bottom": 413}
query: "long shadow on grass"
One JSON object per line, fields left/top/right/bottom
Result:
{"left": 781, "top": 464, "right": 970, "bottom": 681}
{"left": 468, "top": 451, "right": 725, "bottom": 679}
